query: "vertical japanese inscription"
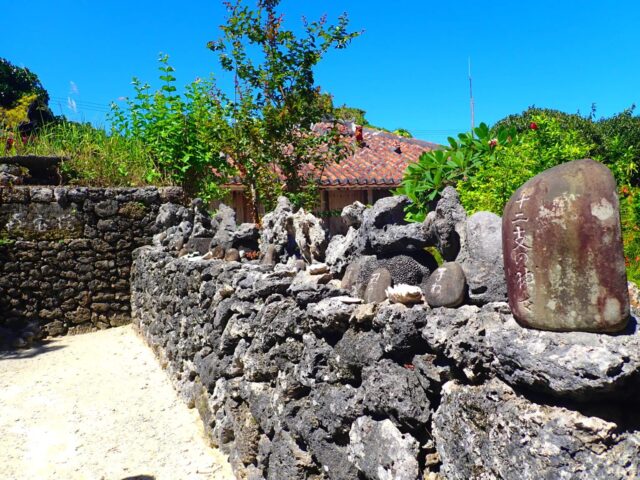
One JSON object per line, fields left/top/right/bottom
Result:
{"left": 430, "top": 267, "right": 446, "bottom": 295}
{"left": 511, "top": 193, "right": 533, "bottom": 312}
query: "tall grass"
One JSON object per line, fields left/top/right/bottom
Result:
{"left": 11, "top": 122, "right": 170, "bottom": 187}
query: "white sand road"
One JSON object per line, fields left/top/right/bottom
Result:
{"left": 0, "top": 325, "right": 235, "bottom": 480}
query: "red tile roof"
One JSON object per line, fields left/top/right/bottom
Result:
{"left": 225, "top": 125, "right": 439, "bottom": 190}
{"left": 317, "top": 127, "right": 439, "bottom": 189}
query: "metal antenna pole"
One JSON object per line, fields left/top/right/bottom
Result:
{"left": 469, "top": 57, "right": 475, "bottom": 134}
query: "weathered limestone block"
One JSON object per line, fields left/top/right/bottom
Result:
{"left": 211, "top": 203, "right": 237, "bottom": 249}
{"left": 503, "top": 159, "right": 629, "bottom": 332}
{"left": 421, "top": 302, "right": 640, "bottom": 400}
{"left": 291, "top": 208, "right": 327, "bottom": 263}
{"left": 259, "top": 196, "right": 294, "bottom": 257}
{"left": 434, "top": 378, "right": 640, "bottom": 480}
{"left": 341, "top": 200, "right": 365, "bottom": 228}
{"left": 231, "top": 223, "right": 260, "bottom": 252}
{"left": 348, "top": 416, "right": 420, "bottom": 480}
{"left": 425, "top": 186, "right": 467, "bottom": 261}
{"left": 486, "top": 311, "right": 640, "bottom": 401}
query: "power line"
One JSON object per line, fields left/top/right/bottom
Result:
{"left": 51, "top": 96, "right": 111, "bottom": 108}
{"left": 46, "top": 96, "right": 469, "bottom": 136}
{"left": 50, "top": 97, "right": 111, "bottom": 113}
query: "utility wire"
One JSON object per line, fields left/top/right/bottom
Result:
{"left": 48, "top": 97, "right": 467, "bottom": 137}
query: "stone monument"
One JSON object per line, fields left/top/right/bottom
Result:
{"left": 502, "top": 159, "right": 630, "bottom": 332}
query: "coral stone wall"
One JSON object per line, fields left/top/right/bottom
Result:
{"left": 132, "top": 248, "right": 443, "bottom": 480}
{"left": 131, "top": 193, "right": 640, "bottom": 480}
{"left": 0, "top": 185, "right": 183, "bottom": 345}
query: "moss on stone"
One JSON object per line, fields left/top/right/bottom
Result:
{"left": 0, "top": 224, "right": 83, "bottom": 241}
{"left": 119, "top": 201, "right": 147, "bottom": 220}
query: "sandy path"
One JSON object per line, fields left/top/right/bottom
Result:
{"left": 0, "top": 326, "right": 235, "bottom": 480}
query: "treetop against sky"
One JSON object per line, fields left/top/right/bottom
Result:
{"left": 2, "top": 0, "right": 639, "bottom": 143}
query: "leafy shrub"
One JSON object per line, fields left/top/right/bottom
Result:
{"left": 492, "top": 106, "right": 603, "bottom": 156}
{"left": 109, "top": 54, "right": 231, "bottom": 199}
{"left": 620, "top": 186, "right": 640, "bottom": 283}
{"left": 396, "top": 122, "right": 514, "bottom": 221}
{"left": 0, "top": 58, "right": 54, "bottom": 131}
{"left": 458, "top": 113, "right": 595, "bottom": 214}
{"left": 397, "top": 108, "right": 640, "bottom": 283}
{"left": 597, "top": 107, "right": 640, "bottom": 186}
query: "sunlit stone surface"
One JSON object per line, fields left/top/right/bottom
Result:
{"left": 502, "top": 159, "right": 629, "bottom": 332}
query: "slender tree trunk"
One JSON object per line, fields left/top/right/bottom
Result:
{"left": 248, "top": 182, "right": 260, "bottom": 224}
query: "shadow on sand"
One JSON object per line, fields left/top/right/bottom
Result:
{"left": 0, "top": 340, "right": 66, "bottom": 360}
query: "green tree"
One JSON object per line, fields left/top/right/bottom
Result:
{"left": 333, "top": 104, "right": 413, "bottom": 137}
{"left": 333, "top": 104, "right": 369, "bottom": 125}
{"left": 596, "top": 106, "right": 640, "bottom": 186}
{"left": 207, "top": 0, "right": 361, "bottom": 220}
{"left": 491, "top": 106, "right": 603, "bottom": 155}
{"left": 0, "top": 58, "right": 54, "bottom": 130}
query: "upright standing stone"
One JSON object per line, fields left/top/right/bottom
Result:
{"left": 364, "top": 268, "right": 393, "bottom": 303}
{"left": 503, "top": 159, "right": 629, "bottom": 332}
{"left": 456, "top": 211, "right": 507, "bottom": 304}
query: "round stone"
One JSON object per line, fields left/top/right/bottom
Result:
{"left": 422, "top": 262, "right": 467, "bottom": 308}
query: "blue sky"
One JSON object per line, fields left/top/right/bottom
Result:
{"left": 2, "top": 1, "right": 639, "bottom": 143}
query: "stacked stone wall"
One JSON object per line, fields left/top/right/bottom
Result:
{"left": 131, "top": 182, "right": 640, "bottom": 479}
{"left": 132, "top": 247, "right": 640, "bottom": 480}
{"left": 0, "top": 185, "right": 183, "bottom": 345}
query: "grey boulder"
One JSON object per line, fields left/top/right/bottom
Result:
{"left": 434, "top": 378, "right": 640, "bottom": 480}
{"left": 211, "top": 203, "right": 237, "bottom": 249}
{"left": 361, "top": 195, "right": 410, "bottom": 230}
{"left": 422, "top": 262, "right": 467, "bottom": 308}
{"left": 487, "top": 312, "right": 640, "bottom": 401}
{"left": 363, "top": 267, "right": 393, "bottom": 304}
{"left": 348, "top": 416, "right": 420, "bottom": 480}
{"left": 341, "top": 201, "right": 366, "bottom": 228}
{"left": 231, "top": 223, "right": 259, "bottom": 251}
{"left": 259, "top": 196, "right": 294, "bottom": 258}
{"left": 456, "top": 211, "right": 507, "bottom": 304}
{"left": 425, "top": 186, "right": 467, "bottom": 261}
{"left": 325, "top": 227, "right": 366, "bottom": 276}
{"left": 291, "top": 208, "right": 327, "bottom": 263}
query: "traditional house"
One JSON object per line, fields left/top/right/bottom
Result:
{"left": 224, "top": 126, "right": 439, "bottom": 233}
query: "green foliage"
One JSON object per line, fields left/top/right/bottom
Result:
{"left": 109, "top": 54, "right": 230, "bottom": 200}
{"left": 397, "top": 106, "right": 640, "bottom": 282}
{"left": 0, "top": 58, "right": 49, "bottom": 108}
{"left": 620, "top": 186, "right": 640, "bottom": 283}
{"left": 333, "top": 105, "right": 368, "bottom": 125}
{"left": 492, "top": 106, "right": 603, "bottom": 155}
{"left": 204, "top": 0, "right": 361, "bottom": 219}
{"left": 1, "top": 93, "right": 38, "bottom": 130}
{"left": 597, "top": 106, "right": 640, "bottom": 186}
{"left": 393, "top": 128, "right": 413, "bottom": 138}
{"left": 333, "top": 104, "right": 413, "bottom": 137}
{"left": 0, "top": 58, "right": 54, "bottom": 129}
{"left": 458, "top": 113, "right": 594, "bottom": 214}
{"left": 12, "top": 121, "right": 162, "bottom": 187}
{"left": 396, "top": 122, "right": 510, "bottom": 221}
